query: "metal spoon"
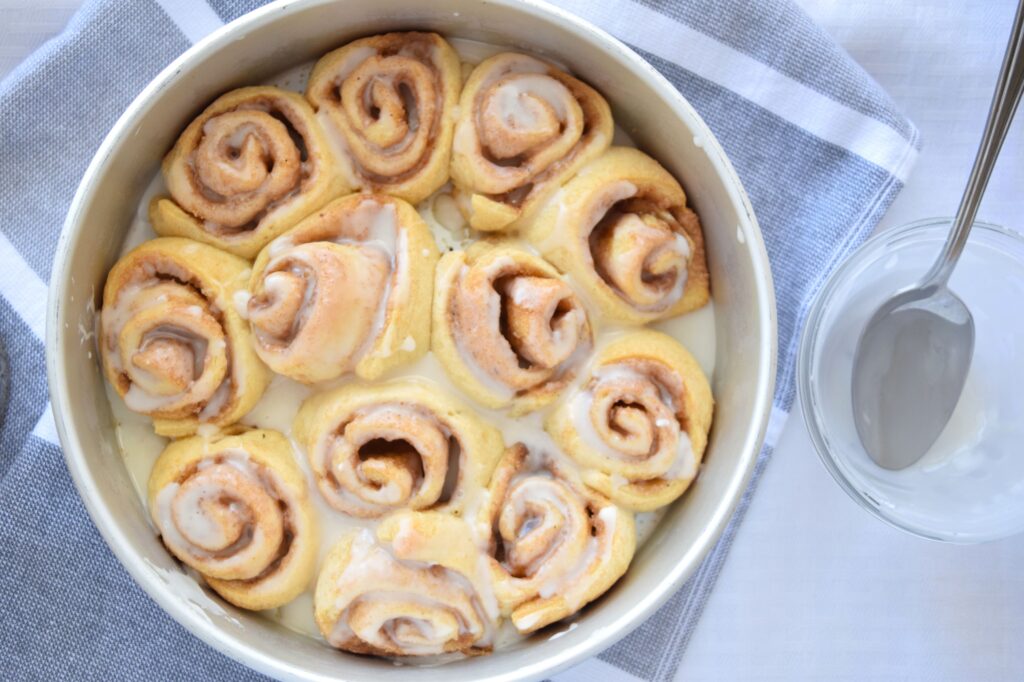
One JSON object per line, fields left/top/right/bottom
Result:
{"left": 852, "top": 0, "right": 1024, "bottom": 470}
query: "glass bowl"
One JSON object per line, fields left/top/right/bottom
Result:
{"left": 798, "top": 218, "right": 1024, "bottom": 543}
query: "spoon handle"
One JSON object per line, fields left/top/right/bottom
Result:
{"left": 927, "top": 0, "right": 1024, "bottom": 286}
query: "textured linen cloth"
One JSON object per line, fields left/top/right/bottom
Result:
{"left": 0, "top": 1, "right": 919, "bottom": 680}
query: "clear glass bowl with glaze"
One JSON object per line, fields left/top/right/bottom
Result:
{"left": 799, "top": 218, "right": 1024, "bottom": 543}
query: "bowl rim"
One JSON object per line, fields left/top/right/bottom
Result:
{"left": 45, "top": 0, "right": 777, "bottom": 679}
{"left": 797, "top": 216, "right": 1023, "bottom": 544}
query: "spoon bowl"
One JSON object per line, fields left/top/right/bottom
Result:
{"left": 851, "top": 0, "right": 1023, "bottom": 470}
{"left": 852, "top": 284, "right": 975, "bottom": 469}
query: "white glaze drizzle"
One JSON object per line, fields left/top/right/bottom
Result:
{"left": 104, "top": 42, "right": 717, "bottom": 658}
{"left": 568, "top": 363, "right": 695, "bottom": 481}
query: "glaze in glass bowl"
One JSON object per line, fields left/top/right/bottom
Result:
{"left": 799, "top": 218, "right": 1024, "bottom": 543}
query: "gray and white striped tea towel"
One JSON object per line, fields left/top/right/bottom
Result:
{"left": 0, "top": 0, "right": 918, "bottom": 680}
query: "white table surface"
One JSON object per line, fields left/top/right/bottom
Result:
{"left": 683, "top": 2, "right": 1024, "bottom": 680}
{"left": 3, "top": 2, "right": 1023, "bottom": 680}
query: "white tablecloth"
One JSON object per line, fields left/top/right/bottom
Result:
{"left": 681, "top": 2, "right": 1024, "bottom": 680}
{"left": 3, "top": 1, "right": 1022, "bottom": 680}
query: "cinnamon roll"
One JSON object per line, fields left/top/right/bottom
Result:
{"left": 480, "top": 444, "right": 635, "bottom": 633}
{"left": 245, "top": 193, "right": 438, "bottom": 383}
{"left": 293, "top": 381, "right": 503, "bottom": 518}
{"left": 546, "top": 330, "right": 713, "bottom": 511}
{"left": 524, "top": 147, "right": 710, "bottom": 323}
{"left": 315, "top": 511, "right": 497, "bottom": 656}
{"left": 307, "top": 32, "right": 461, "bottom": 204}
{"left": 147, "top": 429, "right": 318, "bottom": 610}
{"left": 100, "top": 238, "right": 270, "bottom": 438}
{"left": 432, "top": 241, "right": 592, "bottom": 414}
{"left": 450, "top": 53, "right": 613, "bottom": 232}
{"left": 151, "top": 86, "right": 348, "bottom": 259}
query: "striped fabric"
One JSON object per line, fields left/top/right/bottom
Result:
{"left": 0, "top": 1, "right": 918, "bottom": 680}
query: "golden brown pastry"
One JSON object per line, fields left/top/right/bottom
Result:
{"left": 523, "top": 147, "right": 709, "bottom": 323}
{"left": 480, "top": 444, "right": 636, "bottom": 633}
{"left": 450, "top": 53, "right": 613, "bottom": 232}
{"left": 307, "top": 32, "right": 461, "bottom": 204}
{"left": 314, "top": 511, "right": 497, "bottom": 656}
{"left": 99, "top": 237, "right": 270, "bottom": 437}
{"left": 147, "top": 429, "right": 318, "bottom": 610}
{"left": 546, "top": 330, "right": 713, "bottom": 511}
{"left": 432, "top": 241, "right": 592, "bottom": 414}
{"left": 244, "top": 193, "right": 438, "bottom": 383}
{"left": 293, "top": 380, "right": 503, "bottom": 518}
{"left": 101, "top": 32, "right": 725, "bottom": 663}
{"left": 151, "top": 86, "right": 348, "bottom": 259}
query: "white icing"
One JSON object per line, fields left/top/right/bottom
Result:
{"left": 153, "top": 451, "right": 275, "bottom": 575}
{"left": 479, "top": 53, "right": 548, "bottom": 88}
{"left": 448, "top": 265, "right": 516, "bottom": 402}
{"left": 451, "top": 114, "right": 476, "bottom": 158}
{"left": 222, "top": 123, "right": 257, "bottom": 151}
{"left": 634, "top": 509, "right": 667, "bottom": 547}
{"left": 325, "top": 529, "right": 493, "bottom": 655}
{"left": 609, "top": 473, "right": 629, "bottom": 490}
{"left": 316, "top": 107, "right": 363, "bottom": 190}
{"left": 568, "top": 363, "right": 687, "bottom": 481}
{"left": 431, "top": 191, "right": 465, "bottom": 232}
{"left": 665, "top": 430, "right": 697, "bottom": 481}
{"left": 506, "top": 277, "right": 546, "bottom": 308}
{"left": 106, "top": 40, "right": 719, "bottom": 658}
{"left": 123, "top": 383, "right": 180, "bottom": 413}
{"left": 266, "top": 236, "right": 295, "bottom": 260}
{"left": 513, "top": 610, "right": 543, "bottom": 632}
{"left": 651, "top": 302, "right": 717, "bottom": 377}
{"left": 312, "top": 402, "right": 453, "bottom": 515}
{"left": 198, "top": 377, "right": 232, "bottom": 421}
{"left": 117, "top": 348, "right": 713, "bottom": 653}
{"left": 370, "top": 226, "right": 406, "bottom": 358}
{"left": 491, "top": 74, "right": 572, "bottom": 125}
{"left": 639, "top": 228, "right": 691, "bottom": 312}
{"left": 537, "top": 181, "right": 636, "bottom": 256}
{"left": 419, "top": 187, "right": 473, "bottom": 252}
{"left": 536, "top": 507, "right": 618, "bottom": 612}
{"left": 334, "top": 45, "right": 379, "bottom": 80}
{"left": 583, "top": 181, "right": 638, "bottom": 239}
{"left": 257, "top": 198, "right": 401, "bottom": 367}
{"left": 232, "top": 290, "right": 251, "bottom": 320}
{"left": 196, "top": 423, "right": 220, "bottom": 439}
{"left": 501, "top": 477, "right": 579, "bottom": 579}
